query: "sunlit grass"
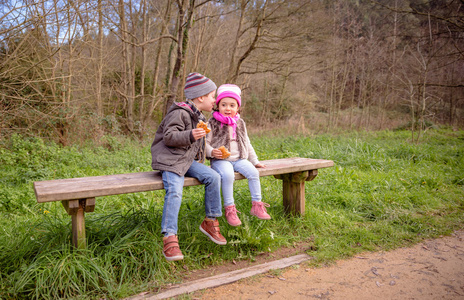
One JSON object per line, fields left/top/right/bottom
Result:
{"left": 0, "top": 129, "right": 463, "bottom": 298}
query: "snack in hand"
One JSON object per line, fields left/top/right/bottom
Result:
{"left": 196, "top": 120, "right": 211, "bottom": 133}
{"left": 218, "top": 146, "right": 231, "bottom": 159}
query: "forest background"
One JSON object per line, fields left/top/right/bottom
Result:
{"left": 1, "top": 1, "right": 464, "bottom": 298}
{"left": 1, "top": 0, "right": 463, "bottom": 145}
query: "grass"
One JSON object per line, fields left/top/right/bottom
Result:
{"left": 0, "top": 128, "right": 463, "bottom": 299}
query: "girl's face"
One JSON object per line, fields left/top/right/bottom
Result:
{"left": 217, "top": 97, "right": 239, "bottom": 117}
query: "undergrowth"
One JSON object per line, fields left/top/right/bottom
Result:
{"left": 0, "top": 129, "right": 463, "bottom": 299}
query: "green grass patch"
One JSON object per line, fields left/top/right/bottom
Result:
{"left": 1, "top": 129, "right": 463, "bottom": 299}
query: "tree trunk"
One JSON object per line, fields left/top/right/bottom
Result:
{"left": 145, "top": 0, "right": 172, "bottom": 125}
{"left": 226, "top": 0, "right": 246, "bottom": 82}
{"left": 230, "top": 0, "right": 268, "bottom": 83}
{"left": 165, "top": 0, "right": 195, "bottom": 116}
{"left": 138, "top": 0, "right": 148, "bottom": 136}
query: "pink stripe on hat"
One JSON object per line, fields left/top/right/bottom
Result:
{"left": 216, "top": 84, "right": 241, "bottom": 106}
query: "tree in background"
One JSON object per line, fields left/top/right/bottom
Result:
{"left": 1, "top": 0, "right": 463, "bottom": 144}
{"left": 0, "top": 1, "right": 77, "bottom": 145}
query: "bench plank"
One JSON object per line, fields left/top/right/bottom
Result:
{"left": 34, "top": 158, "right": 334, "bottom": 203}
{"left": 34, "top": 157, "right": 334, "bottom": 249}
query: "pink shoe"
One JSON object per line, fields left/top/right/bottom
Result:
{"left": 250, "top": 202, "right": 271, "bottom": 220}
{"left": 224, "top": 205, "right": 242, "bottom": 226}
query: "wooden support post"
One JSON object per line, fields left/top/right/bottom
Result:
{"left": 274, "top": 170, "right": 318, "bottom": 216}
{"left": 306, "top": 169, "right": 318, "bottom": 181}
{"left": 62, "top": 198, "right": 95, "bottom": 249}
{"left": 72, "top": 202, "right": 86, "bottom": 249}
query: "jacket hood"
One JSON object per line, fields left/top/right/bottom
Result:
{"left": 166, "top": 101, "right": 194, "bottom": 116}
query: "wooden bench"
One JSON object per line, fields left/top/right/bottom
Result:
{"left": 33, "top": 157, "right": 334, "bottom": 249}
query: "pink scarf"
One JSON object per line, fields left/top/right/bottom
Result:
{"left": 213, "top": 111, "right": 240, "bottom": 139}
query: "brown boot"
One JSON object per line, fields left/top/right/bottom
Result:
{"left": 199, "top": 218, "right": 227, "bottom": 245}
{"left": 162, "top": 235, "right": 184, "bottom": 261}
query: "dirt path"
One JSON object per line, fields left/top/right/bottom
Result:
{"left": 194, "top": 230, "right": 464, "bottom": 299}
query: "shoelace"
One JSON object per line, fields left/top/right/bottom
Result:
{"left": 226, "top": 206, "right": 241, "bottom": 217}
{"left": 255, "top": 202, "right": 270, "bottom": 212}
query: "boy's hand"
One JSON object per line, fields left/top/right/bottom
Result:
{"left": 192, "top": 128, "right": 206, "bottom": 140}
{"left": 255, "top": 163, "right": 266, "bottom": 168}
{"left": 211, "top": 149, "right": 223, "bottom": 159}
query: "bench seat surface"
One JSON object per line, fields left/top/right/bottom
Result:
{"left": 34, "top": 157, "right": 334, "bottom": 203}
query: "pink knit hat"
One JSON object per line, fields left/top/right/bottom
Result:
{"left": 216, "top": 84, "right": 241, "bottom": 107}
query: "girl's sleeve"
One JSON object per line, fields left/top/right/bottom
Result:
{"left": 205, "top": 128, "right": 214, "bottom": 158}
{"left": 244, "top": 125, "right": 260, "bottom": 166}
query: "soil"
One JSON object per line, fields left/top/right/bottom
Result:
{"left": 185, "top": 230, "right": 464, "bottom": 299}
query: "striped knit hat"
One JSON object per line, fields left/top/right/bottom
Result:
{"left": 184, "top": 72, "right": 217, "bottom": 100}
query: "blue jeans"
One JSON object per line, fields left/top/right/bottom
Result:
{"left": 161, "top": 161, "right": 222, "bottom": 236}
{"left": 211, "top": 159, "right": 262, "bottom": 207}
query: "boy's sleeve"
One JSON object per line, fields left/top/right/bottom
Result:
{"left": 163, "top": 111, "right": 195, "bottom": 147}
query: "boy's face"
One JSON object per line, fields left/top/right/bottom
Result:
{"left": 197, "top": 90, "right": 216, "bottom": 112}
{"left": 217, "top": 97, "right": 239, "bottom": 117}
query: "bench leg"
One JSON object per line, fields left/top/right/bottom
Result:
{"left": 274, "top": 170, "right": 318, "bottom": 216}
{"left": 62, "top": 198, "right": 95, "bottom": 249}
{"left": 72, "top": 204, "right": 86, "bottom": 249}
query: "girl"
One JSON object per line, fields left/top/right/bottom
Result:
{"left": 206, "top": 84, "right": 271, "bottom": 226}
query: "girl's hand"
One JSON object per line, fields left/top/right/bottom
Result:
{"left": 255, "top": 163, "right": 266, "bottom": 168}
{"left": 211, "top": 149, "right": 223, "bottom": 159}
{"left": 192, "top": 128, "right": 206, "bottom": 140}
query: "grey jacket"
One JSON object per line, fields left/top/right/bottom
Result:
{"left": 151, "top": 102, "right": 204, "bottom": 176}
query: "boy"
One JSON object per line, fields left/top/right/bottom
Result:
{"left": 151, "top": 72, "right": 226, "bottom": 262}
